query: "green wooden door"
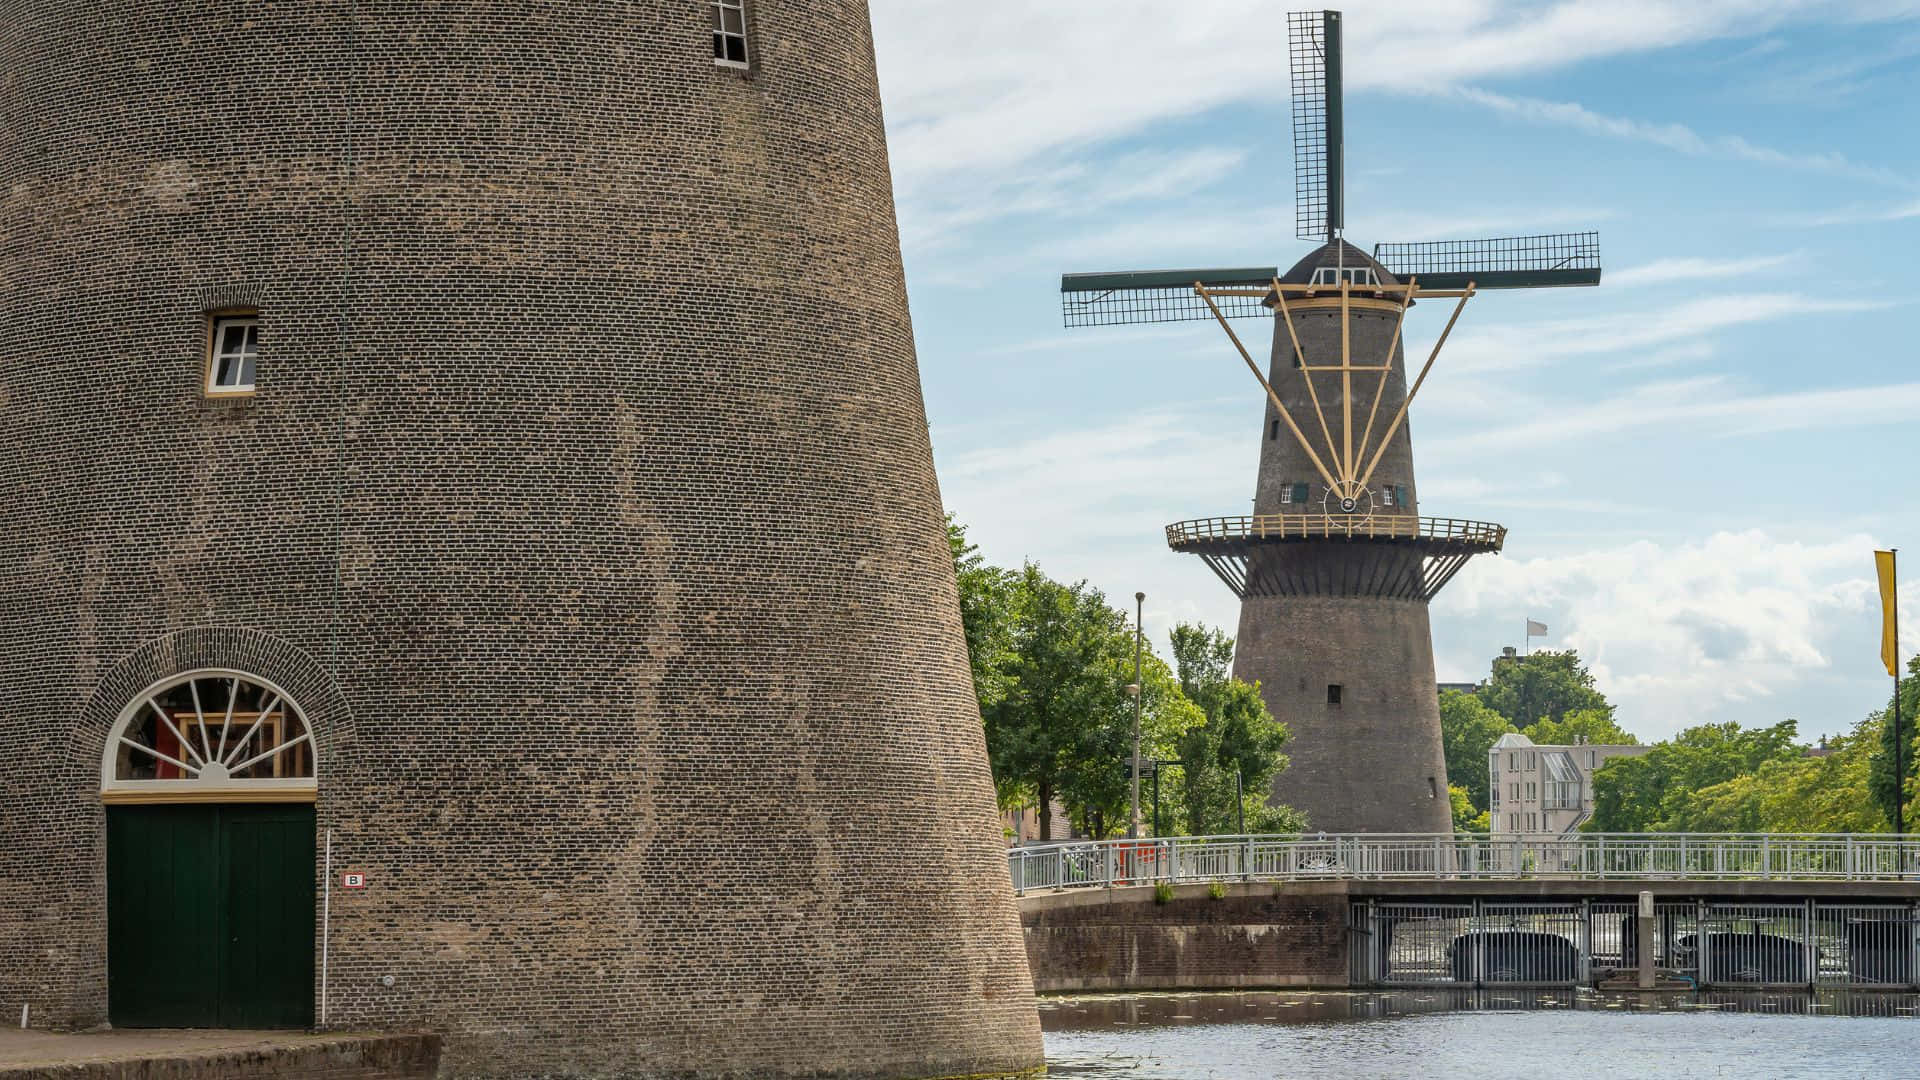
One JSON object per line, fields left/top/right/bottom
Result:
{"left": 107, "top": 805, "right": 223, "bottom": 1027}
{"left": 108, "top": 804, "right": 315, "bottom": 1029}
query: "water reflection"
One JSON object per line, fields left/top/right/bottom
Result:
{"left": 1042, "top": 990, "right": 1920, "bottom": 1079}
{"left": 1041, "top": 988, "right": 1920, "bottom": 1029}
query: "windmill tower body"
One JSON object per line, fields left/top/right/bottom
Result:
{"left": 1235, "top": 245, "right": 1449, "bottom": 833}
{"left": 0, "top": 3, "right": 1042, "bottom": 1076}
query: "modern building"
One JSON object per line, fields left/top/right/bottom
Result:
{"left": 0, "top": 4, "right": 1042, "bottom": 1077}
{"left": 1488, "top": 733, "right": 1651, "bottom": 838}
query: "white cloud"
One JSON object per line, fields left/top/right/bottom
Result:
{"left": 1436, "top": 293, "right": 1893, "bottom": 374}
{"left": 872, "top": 2, "right": 1920, "bottom": 243}
{"left": 901, "top": 146, "right": 1250, "bottom": 251}
{"left": 873, "top": 1, "right": 1920, "bottom": 184}
{"left": 1438, "top": 530, "right": 1915, "bottom": 738}
{"left": 939, "top": 407, "right": 1920, "bottom": 742}
{"left": 1450, "top": 88, "right": 1917, "bottom": 189}
{"left": 1776, "top": 199, "right": 1920, "bottom": 227}
{"left": 1426, "top": 373, "right": 1920, "bottom": 459}
{"left": 1607, "top": 254, "right": 1797, "bottom": 287}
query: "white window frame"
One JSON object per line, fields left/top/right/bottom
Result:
{"left": 712, "top": 0, "right": 750, "bottom": 69}
{"left": 101, "top": 668, "right": 317, "bottom": 803}
{"left": 207, "top": 315, "right": 259, "bottom": 395}
{"left": 1310, "top": 266, "right": 1379, "bottom": 287}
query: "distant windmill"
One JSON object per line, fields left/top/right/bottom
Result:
{"left": 1058, "top": 10, "right": 1603, "bottom": 833}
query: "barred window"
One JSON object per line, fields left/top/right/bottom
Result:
{"left": 207, "top": 315, "right": 259, "bottom": 395}
{"left": 712, "top": 1, "right": 749, "bottom": 68}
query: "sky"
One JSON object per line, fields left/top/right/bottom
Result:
{"left": 866, "top": 0, "right": 1919, "bottom": 743}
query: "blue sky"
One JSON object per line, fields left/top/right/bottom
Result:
{"left": 867, "top": 0, "right": 1919, "bottom": 742}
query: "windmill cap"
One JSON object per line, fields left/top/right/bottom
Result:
{"left": 1277, "top": 239, "right": 1399, "bottom": 286}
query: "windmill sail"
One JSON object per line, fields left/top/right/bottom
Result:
{"left": 1373, "top": 233, "right": 1602, "bottom": 290}
{"left": 1289, "top": 10, "right": 1343, "bottom": 243}
{"left": 1061, "top": 268, "right": 1277, "bottom": 328}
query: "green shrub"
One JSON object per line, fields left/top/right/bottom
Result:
{"left": 1153, "top": 880, "right": 1175, "bottom": 904}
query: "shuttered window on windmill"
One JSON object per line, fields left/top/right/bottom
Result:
{"left": 712, "top": 1, "right": 749, "bottom": 68}
{"left": 1291, "top": 482, "right": 1309, "bottom": 505}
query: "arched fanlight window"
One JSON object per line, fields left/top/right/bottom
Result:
{"left": 101, "top": 670, "right": 316, "bottom": 802}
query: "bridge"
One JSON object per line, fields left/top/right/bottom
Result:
{"left": 1008, "top": 833, "right": 1920, "bottom": 993}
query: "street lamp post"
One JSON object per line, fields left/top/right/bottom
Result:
{"left": 1129, "top": 591, "right": 1145, "bottom": 839}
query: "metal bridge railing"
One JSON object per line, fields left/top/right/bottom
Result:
{"left": 1006, "top": 833, "right": 1920, "bottom": 894}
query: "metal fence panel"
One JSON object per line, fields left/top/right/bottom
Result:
{"left": 1369, "top": 902, "right": 1475, "bottom": 985}
{"left": 1815, "top": 904, "right": 1917, "bottom": 987}
{"left": 1008, "top": 833, "right": 1920, "bottom": 891}
{"left": 1698, "top": 903, "right": 1813, "bottom": 986}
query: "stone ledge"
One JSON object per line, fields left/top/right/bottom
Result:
{"left": 0, "top": 1030, "right": 439, "bottom": 1080}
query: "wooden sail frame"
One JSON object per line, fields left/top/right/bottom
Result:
{"left": 1196, "top": 278, "right": 1477, "bottom": 505}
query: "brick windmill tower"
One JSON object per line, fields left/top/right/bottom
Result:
{"left": 1060, "top": 11, "right": 1601, "bottom": 833}
{"left": 0, "top": 3, "right": 1040, "bottom": 1076}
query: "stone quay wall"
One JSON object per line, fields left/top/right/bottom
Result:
{"left": 1019, "top": 884, "right": 1352, "bottom": 992}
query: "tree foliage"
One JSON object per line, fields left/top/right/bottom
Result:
{"left": 950, "top": 519, "right": 1224, "bottom": 840}
{"left": 1480, "top": 650, "right": 1613, "bottom": 729}
{"left": 1587, "top": 720, "right": 1801, "bottom": 832}
{"left": 1522, "top": 708, "right": 1637, "bottom": 747}
{"left": 1438, "top": 691, "right": 1512, "bottom": 813}
{"left": 948, "top": 516, "right": 1017, "bottom": 712}
{"left": 1449, "top": 784, "right": 1490, "bottom": 833}
{"left": 1168, "top": 623, "right": 1301, "bottom": 835}
{"left": 1866, "top": 656, "right": 1920, "bottom": 832}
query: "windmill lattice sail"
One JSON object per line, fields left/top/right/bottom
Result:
{"left": 1288, "top": 10, "right": 1342, "bottom": 242}
{"left": 1374, "top": 233, "right": 1602, "bottom": 290}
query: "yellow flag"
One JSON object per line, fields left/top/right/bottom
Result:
{"left": 1878, "top": 550, "right": 1899, "bottom": 678}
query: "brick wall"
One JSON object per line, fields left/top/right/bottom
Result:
{"left": 1020, "top": 884, "right": 1351, "bottom": 992}
{"left": 0, "top": 2, "right": 1042, "bottom": 1076}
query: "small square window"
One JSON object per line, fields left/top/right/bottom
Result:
{"left": 1326, "top": 684, "right": 1342, "bottom": 706}
{"left": 207, "top": 315, "right": 259, "bottom": 395}
{"left": 712, "top": 1, "right": 750, "bottom": 68}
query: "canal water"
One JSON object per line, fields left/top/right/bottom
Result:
{"left": 1041, "top": 990, "right": 1919, "bottom": 1078}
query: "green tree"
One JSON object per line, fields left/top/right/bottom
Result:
{"left": 1449, "top": 784, "right": 1490, "bottom": 833}
{"left": 1522, "top": 707, "right": 1638, "bottom": 747}
{"left": 947, "top": 517, "right": 1018, "bottom": 716}
{"left": 1480, "top": 650, "right": 1613, "bottom": 729}
{"left": 1439, "top": 691, "right": 1512, "bottom": 812}
{"left": 1587, "top": 720, "right": 1801, "bottom": 832}
{"left": 1867, "top": 656, "right": 1920, "bottom": 832}
{"left": 1167, "top": 623, "right": 1299, "bottom": 836}
{"left": 978, "top": 563, "right": 1203, "bottom": 840}
{"left": 1668, "top": 722, "right": 1887, "bottom": 834}
{"left": 1058, "top": 648, "right": 1205, "bottom": 839}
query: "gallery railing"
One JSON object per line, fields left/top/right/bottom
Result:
{"left": 1164, "top": 515, "right": 1507, "bottom": 547}
{"left": 1006, "top": 833, "right": 1920, "bottom": 893}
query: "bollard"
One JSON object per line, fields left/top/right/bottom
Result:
{"left": 1637, "top": 890, "right": 1656, "bottom": 989}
